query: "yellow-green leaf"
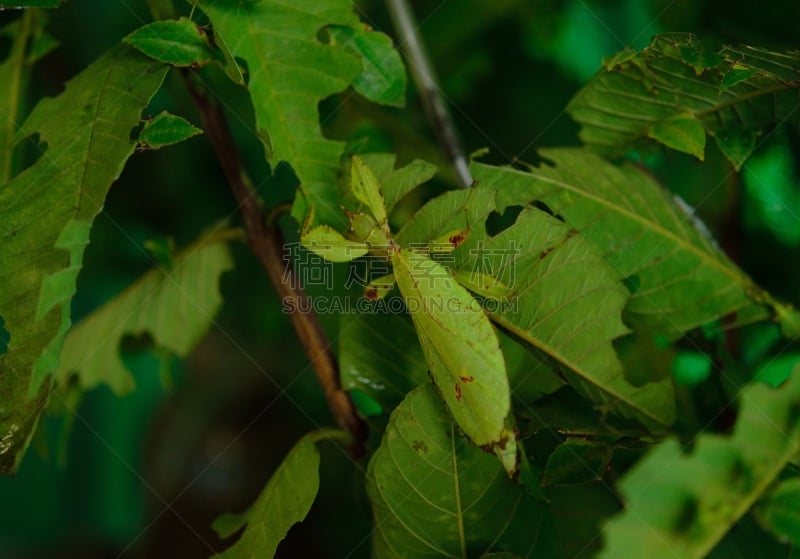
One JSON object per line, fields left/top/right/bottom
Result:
{"left": 391, "top": 248, "right": 517, "bottom": 474}
{"left": 301, "top": 225, "right": 368, "bottom": 263}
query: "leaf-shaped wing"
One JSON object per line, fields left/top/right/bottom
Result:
{"left": 367, "top": 384, "right": 555, "bottom": 558}
{"left": 55, "top": 232, "right": 233, "bottom": 394}
{"left": 472, "top": 149, "right": 799, "bottom": 339}
{"left": 0, "top": 45, "right": 167, "bottom": 474}
{"left": 213, "top": 435, "right": 321, "bottom": 559}
{"left": 568, "top": 33, "right": 800, "bottom": 168}
{"left": 197, "top": 0, "right": 398, "bottom": 228}
{"left": 391, "top": 248, "right": 517, "bottom": 473}
{"left": 601, "top": 372, "right": 800, "bottom": 558}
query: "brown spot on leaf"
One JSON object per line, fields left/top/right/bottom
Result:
{"left": 449, "top": 233, "right": 466, "bottom": 248}
{"left": 411, "top": 440, "right": 428, "bottom": 453}
{"left": 459, "top": 375, "right": 475, "bottom": 383}
{"left": 364, "top": 287, "right": 378, "bottom": 301}
{"left": 566, "top": 228, "right": 578, "bottom": 240}
{"left": 539, "top": 247, "right": 553, "bottom": 260}
{"left": 455, "top": 383, "right": 462, "bottom": 401}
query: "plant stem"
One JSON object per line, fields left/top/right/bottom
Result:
{"left": 386, "top": 0, "right": 473, "bottom": 188}
{"left": 180, "top": 71, "right": 367, "bottom": 456}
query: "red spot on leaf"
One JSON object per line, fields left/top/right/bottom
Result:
{"left": 449, "top": 233, "right": 466, "bottom": 248}
{"left": 365, "top": 287, "right": 378, "bottom": 301}
{"left": 455, "top": 383, "right": 462, "bottom": 401}
{"left": 460, "top": 375, "right": 475, "bottom": 383}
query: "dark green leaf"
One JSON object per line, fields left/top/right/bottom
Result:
{"left": 55, "top": 231, "right": 234, "bottom": 394}
{"left": 329, "top": 25, "right": 406, "bottom": 107}
{"left": 367, "top": 385, "right": 555, "bottom": 558}
{"left": 542, "top": 439, "right": 614, "bottom": 486}
{"left": 0, "top": 45, "right": 167, "bottom": 474}
{"left": 213, "top": 435, "right": 321, "bottom": 558}
{"left": 569, "top": 33, "right": 800, "bottom": 169}
{"left": 125, "top": 17, "right": 219, "bottom": 68}
{"left": 0, "top": 1, "right": 60, "bottom": 7}
{"left": 0, "top": 10, "right": 52, "bottom": 183}
{"left": 600, "top": 373, "right": 800, "bottom": 558}
{"left": 137, "top": 111, "right": 202, "bottom": 150}
{"left": 339, "top": 311, "right": 428, "bottom": 414}
{"left": 756, "top": 478, "right": 800, "bottom": 545}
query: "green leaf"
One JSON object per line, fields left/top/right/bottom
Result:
{"left": 472, "top": 149, "right": 797, "bottom": 339}
{"left": 757, "top": 478, "right": 800, "bottom": 546}
{"left": 647, "top": 112, "right": 706, "bottom": 160}
{"left": 125, "top": 17, "right": 219, "bottom": 68}
{"left": 391, "top": 248, "right": 517, "bottom": 473}
{"left": 0, "top": 1, "right": 61, "bottom": 7}
{"left": 0, "top": 45, "right": 167, "bottom": 474}
{"left": 55, "top": 231, "right": 234, "bottom": 395}
{"left": 340, "top": 311, "right": 428, "bottom": 414}
{"left": 600, "top": 372, "right": 800, "bottom": 559}
{"left": 300, "top": 225, "right": 368, "bottom": 263}
{"left": 367, "top": 384, "right": 555, "bottom": 558}
{"left": 569, "top": 33, "right": 800, "bottom": 169}
{"left": 213, "top": 434, "right": 321, "bottom": 559}
{"left": 351, "top": 155, "right": 388, "bottom": 224}
{"left": 355, "top": 153, "right": 437, "bottom": 213}
{"left": 137, "top": 111, "right": 202, "bottom": 150}
{"left": 0, "top": 10, "right": 53, "bottom": 183}
{"left": 328, "top": 25, "right": 407, "bottom": 107}
{"left": 542, "top": 439, "right": 614, "bottom": 486}
{"left": 196, "top": 0, "right": 363, "bottom": 229}
{"left": 398, "top": 183, "right": 674, "bottom": 431}
{"left": 756, "top": 477, "right": 800, "bottom": 546}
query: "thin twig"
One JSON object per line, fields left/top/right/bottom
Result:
{"left": 386, "top": 0, "right": 472, "bottom": 188}
{"left": 181, "top": 71, "right": 367, "bottom": 456}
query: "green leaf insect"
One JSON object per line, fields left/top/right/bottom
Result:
{"left": 300, "top": 156, "right": 518, "bottom": 474}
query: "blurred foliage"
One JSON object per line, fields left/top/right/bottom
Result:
{"left": 0, "top": 0, "right": 799, "bottom": 557}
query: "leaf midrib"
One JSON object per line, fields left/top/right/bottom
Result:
{"left": 500, "top": 164, "right": 748, "bottom": 288}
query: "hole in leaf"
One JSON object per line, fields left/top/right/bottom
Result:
{"left": 0, "top": 315, "right": 9, "bottom": 356}
{"left": 486, "top": 205, "right": 524, "bottom": 237}
{"left": 622, "top": 274, "right": 640, "bottom": 294}
{"left": 316, "top": 25, "right": 332, "bottom": 44}
{"left": 531, "top": 200, "right": 565, "bottom": 222}
{"left": 16, "top": 133, "right": 46, "bottom": 175}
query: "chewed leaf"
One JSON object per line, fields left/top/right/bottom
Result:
{"left": 125, "top": 18, "right": 220, "bottom": 68}
{"left": 0, "top": 44, "right": 167, "bottom": 474}
{"left": 351, "top": 155, "right": 388, "bottom": 225}
{"left": 197, "top": 0, "right": 363, "bottom": 229}
{"left": 301, "top": 225, "right": 368, "bottom": 263}
{"left": 367, "top": 385, "right": 555, "bottom": 558}
{"left": 391, "top": 247, "right": 517, "bottom": 474}
{"left": 568, "top": 33, "right": 800, "bottom": 168}
{"left": 214, "top": 435, "right": 321, "bottom": 558}
{"left": 648, "top": 112, "right": 706, "bottom": 160}
{"left": 600, "top": 372, "right": 800, "bottom": 558}
{"left": 328, "top": 25, "right": 406, "bottom": 107}
{"left": 138, "top": 111, "right": 202, "bottom": 150}
{"left": 756, "top": 478, "right": 800, "bottom": 546}
{"left": 56, "top": 231, "right": 233, "bottom": 394}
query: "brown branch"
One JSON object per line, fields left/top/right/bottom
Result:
{"left": 181, "top": 71, "right": 367, "bottom": 456}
